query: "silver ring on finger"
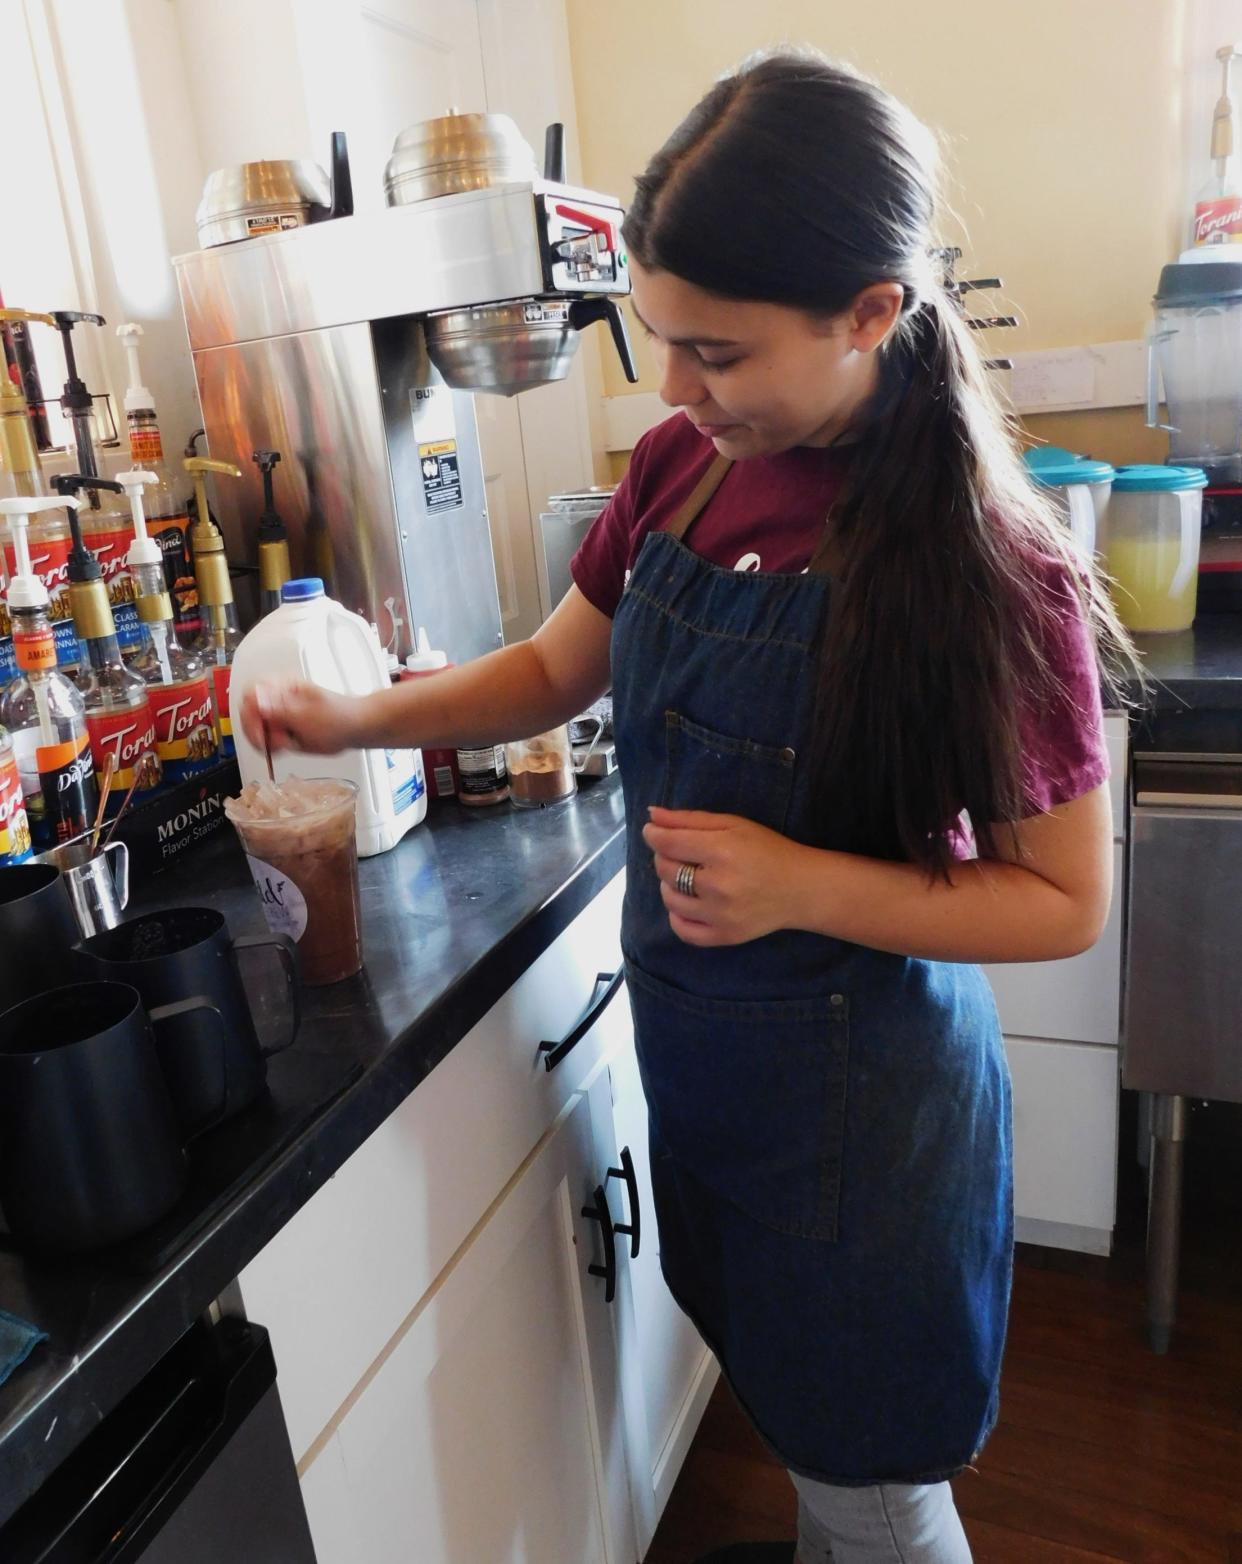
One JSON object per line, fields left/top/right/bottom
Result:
{"left": 675, "top": 861, "right": 700, "bottom": 899}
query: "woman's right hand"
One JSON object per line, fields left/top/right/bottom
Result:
{"left": 239, "top": 681, "right": 366, "bottom": 756}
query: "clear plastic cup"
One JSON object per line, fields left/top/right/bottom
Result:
{"left": 224, "top": 777, "right": 362, "bottom": 985}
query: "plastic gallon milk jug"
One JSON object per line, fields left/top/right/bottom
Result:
{"left": 229, "top": 578, "right": 426, "bottom": 856}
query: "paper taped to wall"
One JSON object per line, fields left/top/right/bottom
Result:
{"left": 1010, "top": 349, "right": 1096, "bottom": 409}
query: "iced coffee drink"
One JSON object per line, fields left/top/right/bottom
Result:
{"left": 225, "top": 777, "right": 362, "bottom": 985}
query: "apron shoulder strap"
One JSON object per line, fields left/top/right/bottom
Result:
{"left": 662, "top": 453, "right": 733, "bottom": 541}
{"left": 660, "top": 448, "right": 844, "bottom": 579}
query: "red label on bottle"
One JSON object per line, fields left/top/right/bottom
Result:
{"left": 13, "top": 626, "right": 56, "bottom": 672}
{"left": 0, "top": 755, "right": 32, "bottom": 864}
{"left": 128, "top": 429, "right": 165, "bottom": 463}
{"left": 86, "top": 702, "right": 162, "bottom": 797}
{"left": 211, "top": 663, "right": 235, "bottom": 757}
{"left": 148, "top": 676, "right": 218, "bottom": 780}
{"left": 1193, "top": 198, "right": 1242, "bottom": 245}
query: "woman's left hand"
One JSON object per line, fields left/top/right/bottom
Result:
{"left": 642, "top": 806, "right": 809, "bottom": 946}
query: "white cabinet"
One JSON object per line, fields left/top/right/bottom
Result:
{"left": 603, "top": 1010, "right": 718, "bottom": 1553}
{"left": 241, "top": 869, "right": 718, "bottom": 1562}
{"left": 1006, "top": 1035, "right": 1120, "bottom": 1255}
{"left": 299, "top": 1077, "right": 637, "bottom": 1564}
{"left": 239, "top": 874, "right": 625, "bottom": 1462}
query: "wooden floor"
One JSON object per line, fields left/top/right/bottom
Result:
{"left": 644, "top": 1094, "right": 1242, "bottom": 1564}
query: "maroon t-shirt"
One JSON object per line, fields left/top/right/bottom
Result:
{"left": 572, "top": 412, "right": 1110, "bottom": 823}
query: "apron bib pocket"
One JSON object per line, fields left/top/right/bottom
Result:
{"left": 662, "top": 710, "right": 795, "bottom": 834}
{"left": 626, "top": 960, "right": 848, "bottom": 1241}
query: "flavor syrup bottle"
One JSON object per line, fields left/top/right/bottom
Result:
{"left": 0, "top": 722, "right": 33, "bottom": 865}
{"left": 118, "top": 470, "right": 218, "bottom": 784}
{"left": 1192, "top": 46, "right": 1242, "bottom": 247}
{"left": 0, "top": 310, "right": 76, "bottom": 682}
{"left": 52, "top": 474, "right": 162, "bottom": 813}
{"left": 49, "top": 311, "right": 139, "bottom": 655}
{"left": 186, "top": 456, "right": 242, "bottom": 758}
{"left": 0, "top": 496, "right": 98, "bottom": 849}
{"left": 0, "top": 308, "right": 55, "bottom": 501}
{"left": 116, "top": 324, "right": 200, "bottom": 638}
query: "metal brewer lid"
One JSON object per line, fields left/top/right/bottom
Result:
{"left": 383, "top": 111, "right": 538, "bottom": 206}
{"left": 195, "top": 135, "right": 352, "bottom": 249}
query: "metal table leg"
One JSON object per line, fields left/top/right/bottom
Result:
{"left": 1146, "top": 1093, "right": 1187, "bottom": 1354}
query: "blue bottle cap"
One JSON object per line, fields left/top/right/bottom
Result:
{"left": 281, "top": 578, "right": 325, "bottom": 602}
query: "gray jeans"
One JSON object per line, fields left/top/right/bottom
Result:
{"left": 791, "top": 1472, "right": 973, "bottom": 1564}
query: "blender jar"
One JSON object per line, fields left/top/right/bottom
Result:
{"left": 1099, "top": 465, "right": 1208, "bottom": 634}
{"left": 1148, "top": 262, "right": 1242, "bottom": 485}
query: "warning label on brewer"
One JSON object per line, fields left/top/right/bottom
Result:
{"left": 419, "top": 439, "right": 463, "bottom": 511}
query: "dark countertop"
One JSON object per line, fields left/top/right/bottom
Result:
{"left": 0, "top": 777, "right": 627, "bottom": 1527}
{"left": 1132, "top": 613, "right": 1242, "bottom": 709}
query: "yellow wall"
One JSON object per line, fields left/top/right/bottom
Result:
{"left": 566, "top": 0, "right": 1186, "bottom": 466}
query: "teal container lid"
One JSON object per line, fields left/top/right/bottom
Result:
{"left": 1024, "top": 446, "right": 1080, "bottom": 469}
{"left": 1111, "top": 464, "right": 1209, "bottom": 492}
{"left": 1026, "top": 456, "right": 1115, "bottom": 487}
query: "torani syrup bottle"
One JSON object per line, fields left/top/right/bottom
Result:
{"left": 118, "top": 470, "right": 218, "bottom": 784}
{"left": 0, "top": 496, "right": 98, "bottom": 849}
{"left": 0, "top": 722, "right": 33, "bottom": 865}
{"left": 51, "top": 474, "right": 161, "bottom": 814}
{"left": 117, "top": 324, "right": 200, "bottom": 637}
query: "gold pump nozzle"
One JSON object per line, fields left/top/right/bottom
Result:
{"left": 184, "top": 457, "right": 241, "bottom": 609}
{"left": 183, "top": 456, "right": 241, "bottom": 551}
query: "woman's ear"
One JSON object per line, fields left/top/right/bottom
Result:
{"left": 849, "top": 284, "right": 905, "bottom": 353}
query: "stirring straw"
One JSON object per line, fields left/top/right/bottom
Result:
{"left": 98, "top": 766, "right": 143, "bottom": 854}
{"left": 89, "top": 754, "right": 116, "bottom": 855}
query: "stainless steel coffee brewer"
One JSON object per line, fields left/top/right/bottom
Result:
{"left": 174, "top": 117, "right": 636, "bottom": 665}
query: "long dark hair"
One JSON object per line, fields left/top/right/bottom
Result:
{"left": 623, "top": 48, "right": 1139, "bottom": 877}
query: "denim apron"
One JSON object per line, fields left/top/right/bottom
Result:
{"left": 611, "top": 454, "right": 1013, "bottom": 1486}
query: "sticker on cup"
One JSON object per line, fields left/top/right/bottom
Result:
{"left": 224, "top": 777, "right": 362, "bottom": 985}
{"left": 245, "top": 855, "right": 309, "bottom": 942}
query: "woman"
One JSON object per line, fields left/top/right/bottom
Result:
{"left": 243, "top": 50, "right": 1134, "bottom": 1564}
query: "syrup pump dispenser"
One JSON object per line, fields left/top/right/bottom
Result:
{"left": 50, "top": 313, "right": 117, "bottom": 501}
{"left": 253, "top": 449, "right": 291, "bottom": 616}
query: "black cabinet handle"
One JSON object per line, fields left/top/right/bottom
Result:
{"left": 582, "top": 1183, "right": 617, "bottom": 1303}
{"left": 539, "top": 968, "right": 623, "bottom": 1072}
{"left": 607, "top": 1146, "right": 641, "bottom": 1260}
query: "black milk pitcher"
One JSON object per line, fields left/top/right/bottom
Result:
{"left": 0, "top": 981, "right": 217, "bottom": 1253}
{"left": 72, "top": 907, "right": 300, "bottom": 1135}
{"left": 0, "top": 864, "right": 78, "bottom": 1011}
